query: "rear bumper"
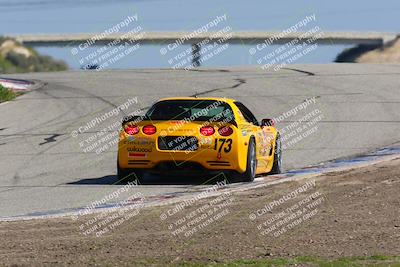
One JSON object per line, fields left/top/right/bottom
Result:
{"left": 118, "top": 142, "right": 243, "bottom": 172}
{"left": 133, "top": 161, "right": 238, "bottom": 178}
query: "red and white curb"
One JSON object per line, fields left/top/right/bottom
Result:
{"left": 0, "top": 77, "right": 43, "bottom": 92}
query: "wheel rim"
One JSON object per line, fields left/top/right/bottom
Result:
{"left": 276, "top": 139, "right": 282, "bottom": 169}
{"left": 250, "top": 143, "right": 256, "bottom": 176}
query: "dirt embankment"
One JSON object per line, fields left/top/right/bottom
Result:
{"left": 0, "top": 158, "right": 399, "bottom": 266}
{"left": 336, "top": 38, "right": 400, "bottom": 63}
{"left": 0, "top": 37, "right": 68, "bottom": 73}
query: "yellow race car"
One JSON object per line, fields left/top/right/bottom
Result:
{"left": 117, "top": 97, "right": 282, "bottom": 183}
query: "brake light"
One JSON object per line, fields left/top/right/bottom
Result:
{"left": 124, "top": 125, "right": 139, "bottom": 135}
{"left": 200, "top": 126, "right": 215, "bottom": 136}
{"left": 142, "top": 125, "right": 157, "bottom": 135}
{"left": 218, "top": 126, "right": 233, "bottom": 136}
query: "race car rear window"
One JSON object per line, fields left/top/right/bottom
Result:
{"left": 145, "top": 100, "right": 234, "bottom": 122}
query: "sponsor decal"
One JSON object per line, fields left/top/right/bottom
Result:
{"left": 127, "top": 147, "right": 152, "bottom": 152}
{"left": 199, "top": 137, "right": 213, "bottom": 147}
{"left": 124, "top": 137, "right": 154, "bottom": 146}
{"left": 260, "top": 147, "right": 268, "bottom": 156}
{"left": 170, "top": 120, "right": 188, "bottom": 125}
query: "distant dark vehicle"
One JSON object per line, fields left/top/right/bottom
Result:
{"left": 81, "top": 64, "right": 98, "bottom": 70}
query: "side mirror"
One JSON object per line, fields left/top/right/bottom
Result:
{"left": 261, "top": 118, "right": 275, "bottom": 127}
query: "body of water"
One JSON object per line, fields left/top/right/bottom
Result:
{"left": 1, "top": 0, "right": 399, "bottom": 69}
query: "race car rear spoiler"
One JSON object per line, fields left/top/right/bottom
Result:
{"left": 122, "top": 115, "right": 237, "bottom": 127}
{"left": 122, "top": 115, "right": 145, "bottom": 125}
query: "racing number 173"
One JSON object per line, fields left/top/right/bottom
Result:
{"left": 213, "top": 138, "right": 232, "bottom": 153}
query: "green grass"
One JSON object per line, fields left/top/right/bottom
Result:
{"left": 132, "top": 255, "right": 400, "bottom": 267}
{"left": 0, "top": 84, "right": 17, "bottom": 102}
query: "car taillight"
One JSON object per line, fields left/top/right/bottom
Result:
{"left": 124, "top": 125, "right": 139, "bottom": 135}
{"left": 218, "top": 126, "right": 233, "bottom": 136}
{"left": 200, "top": 126, "right": 215, "bottom": 136}
{"left": 142, "top": 125, "right": 157, "bottom": 135}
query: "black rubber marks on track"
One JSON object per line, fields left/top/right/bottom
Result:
{"left": 191, "top": 78, "right": 247, "bottom": 97}
{"left": 282, "top": 67, "right": 315, "bottom": 76}
{"left": 39, "top": 134, "right": 62, "bottom": 146}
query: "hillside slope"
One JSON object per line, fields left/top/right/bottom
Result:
{"left": 336, "top": 38, "right": 400, "bottom": 63}
{"left": 0, "top": 37, "right": 67, "bottom": 73}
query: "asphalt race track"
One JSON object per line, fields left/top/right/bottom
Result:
{"left": 0, "top": 64, "right": 399, "bottom": 218}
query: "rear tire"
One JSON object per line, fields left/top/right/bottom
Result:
{"left": 236, "top": 137, "right": 257, "bottom": 182}
{"left": 269, "top": 134, "right": 282, "bottom": 174}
